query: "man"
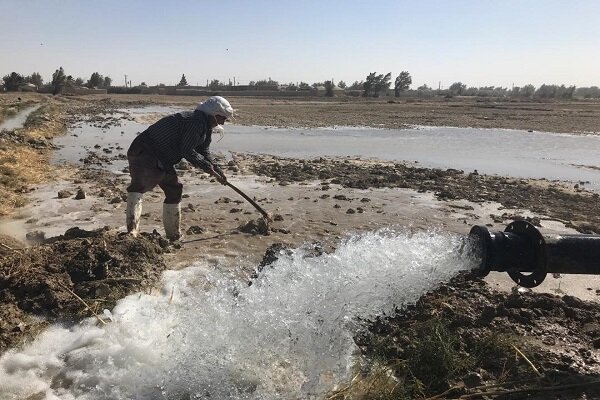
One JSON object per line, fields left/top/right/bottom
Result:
{"left": 125, "top": 96, "right": 234, "bottom": 240}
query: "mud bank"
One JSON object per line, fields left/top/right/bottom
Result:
{"left": 0, "top": 228, "right": 169, "bottom": 353}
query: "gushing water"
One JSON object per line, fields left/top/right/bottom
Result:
{"left": 0, "top": 229, "right": 478, "bottom": 399}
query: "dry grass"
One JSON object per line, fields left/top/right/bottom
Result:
{"left": 0, "top": 146, "right": 54, "bottom": 215}
{"left": 0, "top": 99, "right": 67, "bottom": 216}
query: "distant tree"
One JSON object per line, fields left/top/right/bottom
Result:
{"left": 298, "top": 82, "right": 311, "bottom": 90}
{"left": 535, "top": 84, "right": 574, "bottom": 99}
{"left": 248, "top": 81, "right": 256, "bottom": 86}
{"left": 65, "top": 75, "right": 75, "bottom": 89}
{"left": 416, "top": 84, "right": 433, "bottom": 98}
{"left": 449, "top": 82, "right": 466, "bottom": 96}
{"left": 465, "top": 86, "right": 478, "bottom": 96}
{"left": 324, "top": 80, "right": 335, "bottom": 97}
{"left": 374, "top": 72, "right": 392, "bottom": 96}
{"left": 394, "top": 71, "right": 412, "bottom": 97}
{"left": 140, "top": 82, "right": 148, "bottom": 87}
{"left": 555, "top": 85, "right": 576, "bottom": 99}
{"left": 535, "top": 84, "right": 555, "bottom": 98}
{"left": 520, "top": 84, "right": 535, "bottom": 98}
{"left": 363, "top": 72, "right": 391, "bottom": 97}
{"left": 285, "top": 82, "right": 298, "bottom": 91}
{"left": 255, "top": 78, "right": 279, "bottom": 87}
{"left": 337, "top": 80, "right": 346, "bottom": 89}
{"left": 208, "top": 79, "right": 222, "bottom": 90}
{"left": 2, "top": 72, "right": 25, "bottom": 91}
{"left": 575, "top": 86, "right": 600, "bottom": 99}
{"left": 26, "top": 72, "right": 43, "bottom": 87}
{"left": 103, "top": 76, "right": 112, "bottom": 87}
{"left": 348, "top": 81, "right": 363, "bottom": 90}
{"left": 74, "top": 77, "right": 84, "bottom": 86}
{"left": 87, "top": 72, "right": 103, "bottom": 88}
{"left": 178, "top": 74, "right": 188, "bottom": 86}
{"left": 51, "top": 67, "right": 66, "bottom": 95}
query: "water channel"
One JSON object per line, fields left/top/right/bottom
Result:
{"left": 0, "top": 105, "right": 41, "bottom": 131}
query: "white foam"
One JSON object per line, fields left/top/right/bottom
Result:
{"left": 0, "top": 228, "right": 477, "bottom": 399}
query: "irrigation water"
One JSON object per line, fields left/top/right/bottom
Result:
{"left": 0, "top": 228, "right": 478, "bottom": 399}
{"left": 52, "top": 107, "right": 600, "bottom": 191}
{"left": 0, "top": 105, "right": 41, "bottom": 131}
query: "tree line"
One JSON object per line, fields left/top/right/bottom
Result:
{"left": 3, "top": 69, "right": 600, "bottom": 99}
{"left": 2, "top": 67, "right": 112, "bottom": 94}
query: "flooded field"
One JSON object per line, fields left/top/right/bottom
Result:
{"left": 52, "top": 107, "right": 600, "bottom": 191}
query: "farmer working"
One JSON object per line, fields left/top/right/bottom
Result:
{"left": 125, "top": 96, "right": 234, "bottom": 240}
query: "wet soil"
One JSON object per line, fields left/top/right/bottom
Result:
{"left": 0, "top": 227, "right": 169, "bottom": 353}
{"left": 353, "top": 273, "right": 600, "bottom": 399}
{"left": 247, "top": 154, "right": 600, "bottom": 234}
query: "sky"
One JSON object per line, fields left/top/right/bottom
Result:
{"left": 1, "top": 0, "right": 599, "bottom": 89}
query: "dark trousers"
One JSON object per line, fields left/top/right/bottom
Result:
{"left": 126, "top": 141, "right": 183, "bottom": 204}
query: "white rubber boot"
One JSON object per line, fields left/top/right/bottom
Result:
{"left": 163, "top": 203, "right": 181, "bottom": 240}
{"left": 126, "top": 192, "right": 143, "bottom": 237}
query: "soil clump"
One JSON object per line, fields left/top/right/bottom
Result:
{"left": 0, "top": 227, "right": 169, "bottom": 354}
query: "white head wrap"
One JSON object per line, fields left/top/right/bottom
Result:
{"left": 195, "top": 96, "right": 235, "bottom": 119}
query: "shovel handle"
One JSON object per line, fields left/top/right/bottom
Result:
{"left": 226, "top": 181, "right": 271, "bottom": 221}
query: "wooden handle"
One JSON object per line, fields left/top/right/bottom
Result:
{"left": 226, "top": 181, "right": 271, "bottom": 220}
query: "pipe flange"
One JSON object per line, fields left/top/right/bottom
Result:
{"left": 505, "top": 220, "right": 547, "bottom": 288}
{"left": 468, "top": 225, "right": 493, "bottom": 277}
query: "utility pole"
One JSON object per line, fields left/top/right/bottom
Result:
{"left": 124, "top": 74, "right": 128, "bottom": 88}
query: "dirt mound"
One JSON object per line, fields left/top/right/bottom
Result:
{"left": 0, "top": 227, "right": 169, "bottom": 354}
{"left": 350, "top": 273, "right": 600, "bottom": 399}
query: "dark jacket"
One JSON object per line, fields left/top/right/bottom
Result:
{"left": 132, "top": 110, "right": 218, "bottom": 172}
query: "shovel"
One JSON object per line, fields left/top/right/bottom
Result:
{"left": 225, "top": 181, "right": 272, "bottom": 221}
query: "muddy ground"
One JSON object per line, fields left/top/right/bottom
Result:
{"left": 1, "top": 93, "right": 600, "bottom": 398}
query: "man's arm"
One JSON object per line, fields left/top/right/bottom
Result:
{"left": 182, "top": 124, "right": 227, "bottom": 184}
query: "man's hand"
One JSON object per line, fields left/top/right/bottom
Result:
{"left": 208, "top": 165, "right": 227, "bottom": 185}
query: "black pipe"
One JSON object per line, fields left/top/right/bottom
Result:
{"left": 469, "top": 220, "right": 600, "bottom": 288}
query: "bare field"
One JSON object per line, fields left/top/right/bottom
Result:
{"left": 62, "top": 93, "right": 600, "bottom": 132}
